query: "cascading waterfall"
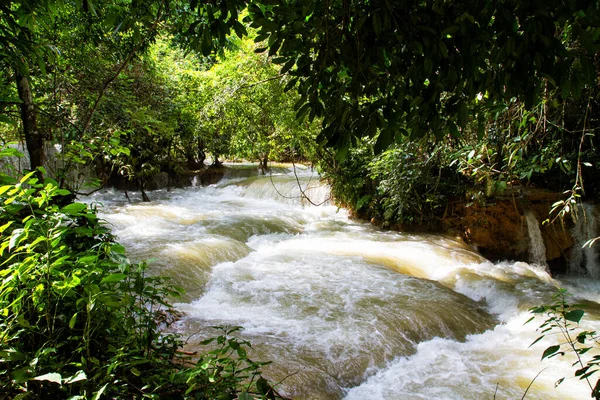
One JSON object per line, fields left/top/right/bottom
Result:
{"left": 86, "top": 167, "right": 599, "bottom": 400}
{"left": 524, "top": 209, "right": 548, "bottom": 267}
{"left": 0, "top": 142, "right": 94, "bottom": 188}
{"left": 570, "top": 203, "right": 600, "bottom": 278}
{"left": 243, "top": 174, "right": 331, "bottom": 206}
{"left": 0, "top": 142, "right": 30, "bottom": 175}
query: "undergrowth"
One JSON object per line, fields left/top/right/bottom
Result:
{"left": 528, "top": 289, "right": 600, "bottom": 399}
{"left": 0, "top": 166, "right": 280, "bottom": 399}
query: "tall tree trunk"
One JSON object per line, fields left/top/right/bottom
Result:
{"left": 197, "top": 138, "right": 206, "bottom": 166}
{"left": 15, "top": 70, "right": 44, "bottom": 172}
{"left": 259, "top": 155, "right": 269, "bottom": 174}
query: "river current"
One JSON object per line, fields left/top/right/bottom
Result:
{"left": 87, "top": 165, "right": 600, "bottom": 399}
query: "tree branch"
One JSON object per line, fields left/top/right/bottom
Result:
{"left": 79, "top": 0, "right": 166, "bottom": 135}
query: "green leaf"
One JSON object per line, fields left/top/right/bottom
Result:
{"left": 0, "top": 148, "right": 23, "bottom": 157}
{"left": 238, "top": 392, "right": 253, "bottom": 400}
{"left": 100, "top": 273, "right": 127, "bottom": 284}
{"left": 271, "top": 57, "right": 287, "bottom": 64}
{"left": 372, "top": 13, "right": 382, "bottom": 37}
{"left": 374, "top": 128, "right": 394, "bottom": 154}
{"left": 576, "top": 366, "right": 592, "bottom": 378}
{"left": 281, "top": 58, "right": 296, "bottom": 74}
{"left": 0, "top": 185, "right": 12, "bottom": 196}
{"left": 0, "top": 220, "right": 14, "bottom": 234}
{"left": 69, "top": 313, "right": 78, "bottom": 329}
{"left": 11, "top": 367, "right": 32, "bottom": 383}
{"left": 33, "top": 372, "right": 62, "bottom": 384}
{"left": 542, "top": 345, "right": 561, "bottom": 360}
{"left": 200, "top": 338, "right": 215, "bottom": 345}
{"left": 77, "top": 255, "right": 98, "bottom": 265}
{"left": 233, "top": 21, "right": 247, "bottom": 39}
{"left": 448, "top": 121, "right": 460, "bottom": 138}
{"left": 60, "top": 203, "right": 86, "bottom": 215}
{"left": 64, "top": 370, "right": 87, "bottom": 384}
{"left": 256, "top": 376, "right": 271, "bottom": 395}
{"left": 476, "top": 118, "right": 485, "bottom": 139}
{"left": 9, "top": 228, "right": 26, "bottom": 250}
{"left": 529, "top": 335, "right": 545, "bottom": 348}
{"left": 565, "top": 309, "right": 585, "bottom": 323}
{"left": 92, "top": 383, "right": 108, "bottom": 400}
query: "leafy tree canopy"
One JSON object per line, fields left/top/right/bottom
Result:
{"left": 3, "top": 0, "right": 599, "bottom": 173}
{"left": 247, "top": 0, "right": 600, "bottom": 156}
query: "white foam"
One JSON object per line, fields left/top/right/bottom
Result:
{"left": 85, "top": 179, "right": 600, "bottom": 399}
{"left": 344, "top": 312, "right": 591, "bottom": 400}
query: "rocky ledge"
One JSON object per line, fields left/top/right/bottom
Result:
{"left": 442, "top": 187, "right": 598, "bottom": 276}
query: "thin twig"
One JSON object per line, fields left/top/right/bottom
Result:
{"left": 266, "top": 160, "right": 331, "bottom": 206}
{"left": 235, "top": 74, "right": 285, "bottom": 91}
{"left": 521, "top": 368, "right": 547, "bottom": 400}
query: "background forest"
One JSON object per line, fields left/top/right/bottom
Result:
{"left": 1, "top": 0, "right": 600, "bottom": 398}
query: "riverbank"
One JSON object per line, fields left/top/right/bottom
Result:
{"left": 106, "top": 164, "right": 599, "bottom": 278}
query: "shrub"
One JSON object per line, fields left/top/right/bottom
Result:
{"left": 528, "top": 289, "right": 600, "bottom": 399}
{"left": 0, "top": 167, "right": 279, "bottom": 399}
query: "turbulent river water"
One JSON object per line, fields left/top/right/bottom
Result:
{"left": 87, "top": 165, "right": 600, "bottom": 399}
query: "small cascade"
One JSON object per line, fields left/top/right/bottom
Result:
{"left": 244, "top": 176, "right": 331, "bottom": 206}
{"left": 524, "top": 209, "right": 548, "bottom": 267}
{"left": 0, "top": 143, "right": 30, "bottom": 175}
{"left": 0, "top": 142, "right": 94, "bottom": 188}
{"left": 570, "top": 203, "right": 600, "bottom": 278}
{"left": 300, "top": 181, "right": 331, "bottom": 206}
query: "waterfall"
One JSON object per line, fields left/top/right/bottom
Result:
{"left": 570, "top": 203, "right": 600, "bottom": 278}
{"left": 524, "top": 209, "right": 548, "bottom": 267}
{"left": 244, "top": 175, "right": 331, "bottom": 206}
{"left": 0, "top": 142, "right": 30, "bottom": 175}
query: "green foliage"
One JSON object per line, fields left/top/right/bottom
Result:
{"left": 528, "top": 289, "right": 600, "bottom": 398}
{"left": 321, "top": 137, "right": 465, "bottom": 227}
{"left": 248, "top": 0, "right": 600, "bottom": 156}
{"left": 449, "top": 96, "right": 597, "bottom": 190}
{"left": 0, "top": 166, "right": 280, "bottom": 399}
{"left": 208, "top": 36, "right": 319, "bottom": 165}
{"left": 320, "top": 138, "right": 377, "bottom": 216}
{"left": 178, "top": 326, "right": 276, "bottom": 399}
{"left": 369, "top": 142, "right": 451, "bottom": 225}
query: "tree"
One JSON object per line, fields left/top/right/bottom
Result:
{"left": 1, "top": 0, "right": 248, "bottom": 175}
{"left": 209, "top": 36, "right": 319, "bottom": 169}
{"left": 247, "top": 1, "right": 600, "bottom": 156}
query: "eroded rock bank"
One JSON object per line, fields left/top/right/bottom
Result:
{"left": 440, "top": 188, "right": 598, "bottom": 276}
{"left": 357, "top": 186, "right": 599, "bottom": 277}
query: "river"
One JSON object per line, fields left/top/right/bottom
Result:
{"left": 87, "top": 165, "right": 600, "bottom": 399}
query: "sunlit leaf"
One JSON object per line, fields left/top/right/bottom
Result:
{"left": 33, "top": 372, "right": 62, "bottom": 384}
{"left": 100, "top": 273, "right": 127, "bottom": 284}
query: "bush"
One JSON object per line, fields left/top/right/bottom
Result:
{"left": 0, "top": 167, "right": 279, "bottom": 399}
{"left": 321, "top": 139, "right": 466, "bottom": 229}
{"left": 528, "top": 289, "right": 600, "bottom": 399}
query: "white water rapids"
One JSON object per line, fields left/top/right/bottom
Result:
{"left": 87, "top": 166, "right": 600, "bottom": 399}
